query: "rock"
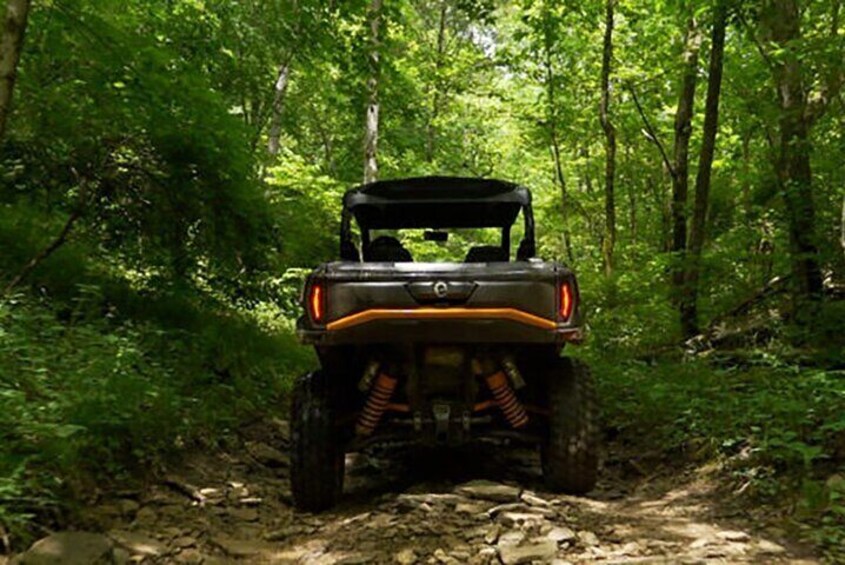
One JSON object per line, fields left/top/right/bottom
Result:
{"left": 455, "top": 480, "right": 520, "bottom": 503}
{"left": 755, "top": 539, "right": 786, "bottom": 554}
{"left": 433, "top": 548, "right": 458, "bottom": 564}
{"left": 172, "top": 536, "right": 197, "bottom": 549}
{"left": 449, "top": 550, "right": 472, "bottom": 561}
{"left": 497, "top": 512, "right": 547, "bottom": 528}
{"left": 520, "top": 492, "right": 551, "bottom": 507}
{"left": 117, "top": 499, "right": 140, "bottom": 517}
{"left": 547, "top": 526, "right": 576, "bottom": 544}
{"left": 397, "top": 493, "right": 463, "bottom": 506}
{"left": 133, "top": 506, "right": 157, "bottom": 527}
{"left": 212, "top": 536, "right": 277, "bottom": 558}
{"left": 246, "top": 442, "right": 289, "bottom": 468}
{"left": 615, "top": 541, "right": 642, "bottom": 556}
{"left": 716, "top": 530, "right": 750, "bottom": 542}
{"left": 484, "top": 524, "right": 501, "bottom": 545}
{"left": 174, "top": 549, "right": 205, "bottom": 564}
{"left": 228, "top": 506, "right": 259, "bottom": 522}
{"left": 109, "top": 530, "right": 167, "bottom": 557}
{"left": 487, "top": 503, "right": 528, "bottom": 517}
{"left": 18, "top": 533, "right": 114, "bottom": 565}
{"left": 577, "top": 530, "right": 599, "bottom": 547}
{"left": 395, "top": 548, "right": 417, "bottom": 565}
{"left": 475, "top": 546, "right": 498, "bottom": 564}
{"left": 456, "top": 502, "right": 488, "bottom": 516}
{"left": 689, "top": 537, "right": 711, "bottom": 549}
{"left": 497, "top": 530, "right": 526, "bottom": 547}
{"left": 497, "top": 539, "right": 558, "bottom": 565}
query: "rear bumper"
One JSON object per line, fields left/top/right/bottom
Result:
{"left": 297, "top": 308, "right": 583, "bottom": 345}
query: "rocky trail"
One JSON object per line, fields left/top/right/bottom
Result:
{"left": 12, "top": 419, "right": 819, "bottom": 564}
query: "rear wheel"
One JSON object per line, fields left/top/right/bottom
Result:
{"left": 541, "top": 357, "right": 599, "bottom": 494}
{"left": 290, "top": 370, "right": 345, "bottom": 511}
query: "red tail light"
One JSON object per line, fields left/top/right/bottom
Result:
{"left": 559, "top": 281, "right": 574, "bottom": 321}
{"left": 308, "top": 283, "right": 325, "bottom": 323}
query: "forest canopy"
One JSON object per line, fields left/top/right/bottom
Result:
{"left": 0, "top": 0, "right": 843, "bottom": 558}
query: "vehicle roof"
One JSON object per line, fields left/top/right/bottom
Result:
{"left": 343, "top": 176, "right": 531, "bottom": 230}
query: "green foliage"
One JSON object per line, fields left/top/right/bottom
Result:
{"left": 588, "top": 351, "right": 845, "bottom": 560}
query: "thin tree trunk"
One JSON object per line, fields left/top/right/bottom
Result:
{"left": 581, "top": 146, "right": 594, "bottom": 194}
{"left": 599, "top": 0, "right": 617, "bottom": 277}
{"left": 267, "top": 61, "right": 292, "bottom": 156}
{"left": 542, "top": 12, "right": 574, "bottom": 264}
{"left": 741, "top": 131, "right": 752, "bottom": 220}
{"left": 840, "top": 194, "right": 845, "bottom": 258}
{"left": 0, "top": 0, "right": 31, "bottom": 144}
{"left": 626, "top": 145, "right": 637, "bottom": 244}
{"left": 670, "top": 16, "right": 701, "bottom": 312}
{"left": 761, "top": 0, "right": 825, "bottom": 314}
{"left": 363, "top": 0, "right": 383, "bottom": 184}
{"left": 426, "top": 1, "right": 447, "bottom": 163}
{"left": 681, "top": 2, "right": 727, "bottom": 339}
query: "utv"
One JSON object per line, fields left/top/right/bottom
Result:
{"left": 292, "top": 176, "right": 598, "bottom": 511}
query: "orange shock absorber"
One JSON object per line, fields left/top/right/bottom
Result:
{"left": 485, "top": 371, "right": 529, "bottom": 429}
{"left": 356, "top": 373, "right": 398, "bottom": 436}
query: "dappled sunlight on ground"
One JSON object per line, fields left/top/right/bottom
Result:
{"left": 15, "top": 419, "right": 819, "bottom": 564}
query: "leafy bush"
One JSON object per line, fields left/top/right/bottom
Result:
{"left": 586, "top": 350, "right": 845, "bottom": 560}
{"left": 0, "top": 289, "right": 311, "bottom": 547}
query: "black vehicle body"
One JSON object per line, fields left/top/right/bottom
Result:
{"left": 292, "top": 177, "right": 598, "bottom": 511}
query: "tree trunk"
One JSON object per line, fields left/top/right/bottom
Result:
{"left": 426, "top": 1, "right": 447, "bottom": 163}
{"left": 681, "top": 2, "right": 727, "bottom": 339}
{"left": 670, "top": 16, "right": 701, "bottom": 313}
{"left": 0, "top": 0, "right": 31, "bottom": 144}
{"left": 626, "top": 144, "right": 637, "bottom": 244}
{"left": 599, "top": 0, "right": 617, "bottom": 277}
{"left": 267, "top": 61, "right": 291, "bottom": 156}
{"left": 363, "top": 0, "right": 383, "bottom": 184}
{"left": 761, "top": 0, "right": 824, "bottom": 314}
{"left": 542, "top": 13, "right": 574, "bottom": 264}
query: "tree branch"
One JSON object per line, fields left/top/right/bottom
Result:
{"left": 625, "top": 82, "right": 676, "bottom": 179}
{"left": 2, "top": 179, "right": 93, "bottom": 296}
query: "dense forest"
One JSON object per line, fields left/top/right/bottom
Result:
{"left": 0, "top": 0, "right": 843, "bottom": 562}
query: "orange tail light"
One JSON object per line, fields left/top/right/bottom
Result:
{"left": 559, "top": 281, "right": 574, "bottom": 322}
{"left": 308, "top": 283, "right": 325, "bottom": 323}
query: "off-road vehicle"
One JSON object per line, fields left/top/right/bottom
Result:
{"left": 292, "top": 176, "right": 598, "bottom": 511}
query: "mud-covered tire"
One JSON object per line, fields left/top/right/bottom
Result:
{"left": 290, "top": 370, "right": 345, "bottom": 512}
{"left": 541, "top": 357, "right": 599, "bottom": 494}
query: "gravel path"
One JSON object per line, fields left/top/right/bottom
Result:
{"left": 14, "top": 419, "right": 819, "bottom": 564}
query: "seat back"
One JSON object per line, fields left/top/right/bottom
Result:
{"left": 364, "top": 236, "right": 413, "bottom": 262}
{"left": 464, "top": 245, "right": 508, "bottom": 263}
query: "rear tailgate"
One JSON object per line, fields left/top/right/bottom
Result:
{"left": 298, "top": 261, "right": 581, "bottom": 344}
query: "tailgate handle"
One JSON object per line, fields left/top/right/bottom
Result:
{"left": 406, "top": 281, "right": 477, "bottom": 303}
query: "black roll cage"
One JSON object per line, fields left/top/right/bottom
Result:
{"left": 339, "top": 177, "right": 536, "bottom": 262}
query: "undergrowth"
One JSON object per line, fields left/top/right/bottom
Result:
{"left": 587, "top": 351, "right": 845, "bottom": 561}
{"left": 0, "top": 290, "right": 312, "bottom": 549}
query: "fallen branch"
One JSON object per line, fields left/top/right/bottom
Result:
{"left": 163, "top": 476, "right": 207, "bottom": 506}
{"left": 707, "top": 274, "right": 791, "bottom": 330}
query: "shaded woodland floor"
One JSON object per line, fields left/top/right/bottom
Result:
{"left": 10, "top": 418, "right": 822, "bottom": 564}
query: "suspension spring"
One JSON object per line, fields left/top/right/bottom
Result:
{"left": 356, "top": 373, "right": 398, "bottom": 436}
{"left": 485, "top": 371, "right": 529, "bottom": 429}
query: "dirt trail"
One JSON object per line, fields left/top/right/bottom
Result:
{"left": 27, "top": 419, "right": 818, "bottom": 564}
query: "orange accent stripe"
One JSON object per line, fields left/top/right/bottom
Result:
{"left": 326, "top": 307, "right": 557, "bottom": 331}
